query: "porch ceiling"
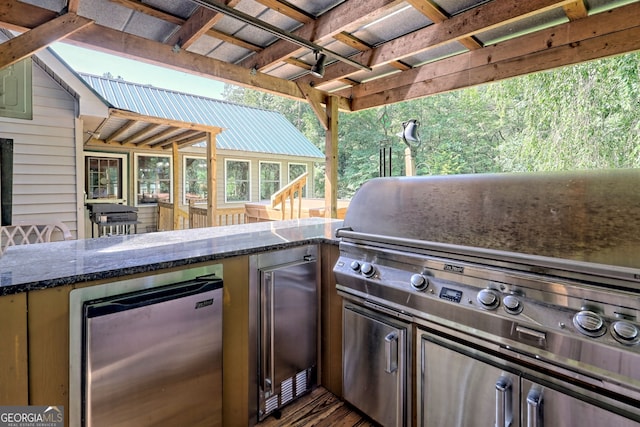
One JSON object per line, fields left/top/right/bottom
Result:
{"left": 84, "top": 108, "right": 220, "bottom": 150}
{"left": 1, "top": 0, "right": 639, "bottom": 113}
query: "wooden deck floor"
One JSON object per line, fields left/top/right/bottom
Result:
{"left": 256, "top": 387, "right": 376, "bottom": 427}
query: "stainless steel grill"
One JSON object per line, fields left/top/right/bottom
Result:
{"left": 334, "top": 169, "right": 640, "bottom": 427}
{"left": 86, "top": 203, "right": 138, "bottom": 237}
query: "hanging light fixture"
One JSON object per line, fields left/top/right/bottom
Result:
{"left": 310, "top": 53, "right": 327, "bottom": 78}
{"left": 397, "top": 119, "right": 421, "bottom": 176}
{"left": 397, "top": 119, "right": 421, "bottom": 148}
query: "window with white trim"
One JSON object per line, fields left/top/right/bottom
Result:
{"left": 86, "top": 155, "right": 123, "bottom": 200}
{"left": 259, "top": 161, "right": 281, "bottom": 200}
{"left": 136, "top": 154, "right": 171, "bottom": 205}
{"left": 225, "top": 159, "right": 250, "bottom": 202}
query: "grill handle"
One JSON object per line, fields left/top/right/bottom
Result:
{"left": 495, "top": 375, "right": 513, "bottom": 427}
{"left": 526, "top": 386, "right": 543, "bottom": 427}
{"left": 384, "top": 331, "right": 398, "bottom": 374}
{"left": 260, "top": 271, "right": 275, "bottom": 397}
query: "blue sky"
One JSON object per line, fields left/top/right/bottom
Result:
{"left": 51, "top": 42, "right": 227, "bottom": 99}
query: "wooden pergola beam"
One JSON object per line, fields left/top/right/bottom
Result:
{"left": 151, "top": 130, "right": 202, "bottom": 148}
{"left": 165, "top": 0, "right": 243, "bottom": 51}
{"left": 109, "top": 109, "right": 224, "bottom": 133}
{"left": 0, "top": 2, "right": 57, "bottom": 35}
{"left": 349, "top": 4, "right": 640, "bottom": 110}
{"left": 564, "top": 0, "right": 588, "bottom": 20}
{"left": 0, "top": 13, "right": 92, "bottom": 70}
{"left": 284, "top": 57, "right": 312, "bottom": 71}
{"left": 255, "top": 0, "right": 315, "bottom": 24}
{"left": 104, "top": 120, "right": 137, "bottom": 144}
{"left": 239, "top": 0, "right": 405, "bottom": 71}
{"left": 113, "top": 0, "right": 259, "bottom": 52}
{"left": 299, "top": 0, "right": 574, "bottom": 87}
{"left": 0, "top": 2, "right": 349, "bottom": 111}
{"left": 297, "top": 82, "right": 328, "bottom": 131}
{"left": 61, "top": 23, "right": 351, "bottom": 110}
{"left": 68, "top": 0, "right": 80, "bottom": 14}
{"left": 135, "top": 126, "right": 181, "bottom": 147}
{"left": 166, "top": 7, "right": 220, "bottom": 50}
{"left": 121, "top": 123, "right": 161, "bottom": 145}
{"left": 207, "top": 28, "right": 262, "bottom": 52}
{"left": 109, "top": 0, "right": 183, "bottom": 25}
{"left": 406, "top": 0, "right": 482, "bottom": 50}
{"left": 173, "top": 132, "right": 209, "bottom": 149}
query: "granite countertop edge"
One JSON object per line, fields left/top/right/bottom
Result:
{"left": 0, "top": 218, "right": 343, "bottom": 296}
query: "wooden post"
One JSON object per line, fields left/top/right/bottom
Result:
{"left": 404, "top": 146, "right": 415, "bottom": 176}
{"left": 325, "top": 96, "right": 338, "bottom": 218}
{"left": 172, "top": 142, "right": 180, "bottom": 229}
{"left": 207, "top": 132, "right": 217, "bottom": 227}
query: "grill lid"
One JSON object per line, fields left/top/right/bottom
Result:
{"left": 340, "top": 169, "right": 640, "bottom": 271}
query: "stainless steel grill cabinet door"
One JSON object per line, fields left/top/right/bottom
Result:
{"left": 419, "top": 330, "right": 520, "bottom": 427}
{"left": 521, "top": 379, "right": 640, "bottom": 427}
{"left": 343, "top": 303, "right": 409, "bottom": 427}
{"left": 83, "top": 276, "right": 223, "bottom": 427}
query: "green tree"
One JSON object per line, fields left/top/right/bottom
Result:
{"left": 488, "top": 52, "right": 640, "bottom": 171}
{"left": 221, "top": 52, "right": 640, "bottom": 197}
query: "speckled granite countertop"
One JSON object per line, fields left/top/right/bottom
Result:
{"left": 0, "top": 218, "right": 342, "bottom": 295}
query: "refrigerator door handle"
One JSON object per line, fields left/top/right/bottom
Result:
{"left": 384, "top": 331, "right": 398, "bottom": 374}
{"left": 261, "top": 271, "right": 275, "bottom": 397}
{"left": 495, "top": 375, "right": 513, "bottom": 427}
{"left": 526, "top": 386, "right": 543, "bottom": 427}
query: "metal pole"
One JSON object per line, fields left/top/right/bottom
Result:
{"left": 190, "top": 0, "right": 372, "bottom": 73}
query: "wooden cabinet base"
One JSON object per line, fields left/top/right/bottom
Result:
{"left": 0, "top": 292, "right": 28, "bottom": 404}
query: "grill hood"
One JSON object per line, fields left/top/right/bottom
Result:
{"left": 341, "top": 169, "right": 640, "bottom": 272}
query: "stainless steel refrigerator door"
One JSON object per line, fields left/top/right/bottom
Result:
{"left": 343, "top": 304, "right": 408, "bottom": 427}
{"left": 260, "top": 259, "right": 317, "bottom": 414}
{"left": 419, "top": 332, "right": 520, "bottom": 427}
{"left": 521, "top": 379, "right": 640, "bottom": 427}
{"left": 84, "top": 283, "right": 222, "bottom": 427}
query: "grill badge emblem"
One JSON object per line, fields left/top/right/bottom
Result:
{"left": 444, "top": 264, "right": 464, "bottom": 274}
{"left": 195, "top": 299, "right": 214, "bottom": 309}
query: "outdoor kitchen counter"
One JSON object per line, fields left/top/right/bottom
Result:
{"left": 0, "top": 218, "right": 342, "bottom": 295}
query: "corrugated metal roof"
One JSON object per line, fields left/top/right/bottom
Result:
{"left": 13, "top": 0, "right": 640, "bottom": 112}
{"left": 80, "top": 73, "right": 324, "bottom": 159}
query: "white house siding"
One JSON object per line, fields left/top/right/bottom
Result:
{"left": 0, "top": 63, "right": 78, "bottom": 239}
{"left": 136, "top": 206, "right": 158, "bottom": 233}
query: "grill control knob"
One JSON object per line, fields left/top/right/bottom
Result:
{"left": 477, "top": 289, "right": 500, "bottom": 309}
{"left": 410, "top": 274, "right": 429, "bottom": 291}
{"left": 349, "top": 261, "right": 361, "bottom": 272}
{"left": 360, "top": 262, "right": 375, "bottom": 278}
{"left": 503, "top": 295, "right": 523, "bottom": 314}
{"left": 573, "top": 310, "right": 606, "bottom": 337}
{"left": 611, "top": 321, "right": 640, "bottom": 345}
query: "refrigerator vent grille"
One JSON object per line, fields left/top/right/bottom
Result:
{"left": 265, "top": 395, "right": 278, "bottom": 414}
{"left": 296, "top": 370, "right": 308, "bottom": 396}
{"left": 281, "top": 377, "right": 294, "bottom": 405}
